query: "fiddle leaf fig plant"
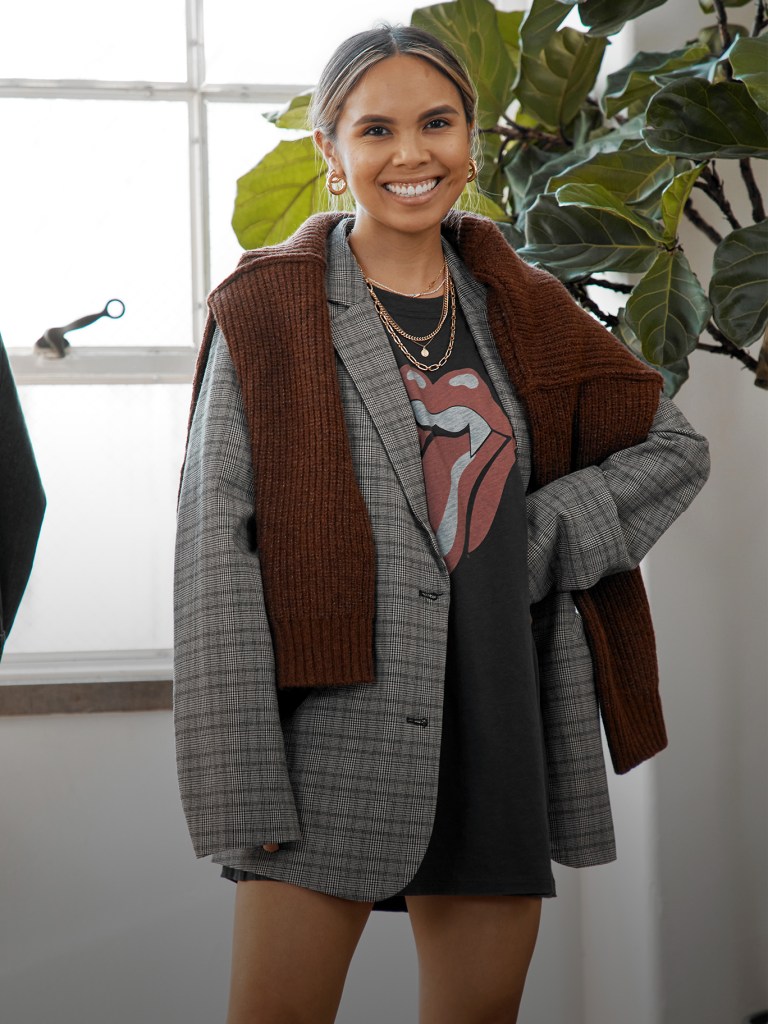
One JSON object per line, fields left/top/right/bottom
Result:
{"left": 230, "top": 0, "right": 768, "bottom": 395}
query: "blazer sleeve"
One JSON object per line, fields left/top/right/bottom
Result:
{"left": 526, "top": 394, "right": 710, "bottom": 604}
{"left": 173, "top": 325, "right": 302, "bottom": 859}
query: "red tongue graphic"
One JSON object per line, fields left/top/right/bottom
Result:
{"left": 400, "top": 366, "right": 517, "bottom": 572}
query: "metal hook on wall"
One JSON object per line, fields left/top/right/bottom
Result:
{"left": 34, "top": 299, "right": 126, "bottom": 358}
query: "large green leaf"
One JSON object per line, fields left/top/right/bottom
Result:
{"left": 625, "top": 250, "right": 711, "bottom": 364}
{"left": 519, "top": 192, "right": 660, "bottom": 275}
{"left": 412, "top": 0, "right": 516, "bottom": 128}
{"left": 659, "top": 163, "right": 705, "bottom": 244}
{"left": 516, "top": 28, "right": 607, "bottom": 130}
{"left": 496, "top": 8, "right": 524, "bottom": 61}
{"left": 548, "top": 145, "right": 677, "bottom": 206}
{"left": 232, "top": 136, "right": 333, "bottom": 249}
{"left": 456, "top": 182, "right": 511, "bottom": 221}
{"left": 602, "top": 45, "right": 710, "bottom": 117}
{"left": 727, "top": 36, "right": 768, "bottom": 113}
{"left": 511, "top": 115, "right": 647, "bottom": 216}
{"left": 577, "top": 0, "right": 667, "bottom": 36}
{"left": 697, "top": 23, "right": 750, "bottom": 55}
{"left": 710, "top": 221, "right": 768, "bottom": 347}
{"left": 264, "top": 92, "right": 312, "bottom": 130}
{"left": 554, "top": 182, "right": 666, "bottom": 241}
{"left": 518, "top": 0, "right": 571, "bottom": 55}
{"left": 644, "top": 77, "right": 768, "bottom": 159}
{"left": 617, "top": 311, "right": 690, "bottom": 396}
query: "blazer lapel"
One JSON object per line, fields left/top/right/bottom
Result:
{"left": 325, "top": 221, "right": 438, "bottom": 554}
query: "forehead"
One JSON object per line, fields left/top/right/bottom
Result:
{"left": 341, "top": 54, "right": 462, "bottom": 117}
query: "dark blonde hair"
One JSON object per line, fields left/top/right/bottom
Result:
{"left": 310, "top": 25, "right": 478, "bottom": 141}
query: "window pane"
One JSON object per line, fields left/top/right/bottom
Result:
{"left": 0, "top": 0, "right": 186, "bottom": 81}
{"left": 207, "top": 103, "right": 298, "bottom": 289}
{"left": 6, "top": 384, "right": 190, "bottom": 655}
{"left": 204, "top": 1, "right": 420, "bottom": 85}
{"left": 1, "top": 99, "right": 192, "bottom": 349}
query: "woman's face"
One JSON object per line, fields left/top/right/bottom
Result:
{"left": 316, "top": 54, "right": 473, "bottom": 241}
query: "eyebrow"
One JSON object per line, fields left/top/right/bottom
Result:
{"left": 351, "top": 105, "right": 461, "bottom": 127}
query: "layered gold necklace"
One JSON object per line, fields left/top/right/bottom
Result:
{"left": 362, "top": 261, "right": 456, "bottom": 373}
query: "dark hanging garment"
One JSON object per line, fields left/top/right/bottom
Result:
{"left": 0, "top": 334, "right": 46, "bottom": 657}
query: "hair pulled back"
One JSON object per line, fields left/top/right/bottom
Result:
{"left": 309, "top": 25, "right": 477, "bottom": 141}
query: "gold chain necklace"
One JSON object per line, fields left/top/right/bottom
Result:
{"left": 364, "top": 261, "right": 446, "bottom": 298}
{"left": 366, "top": 273, "right": 449, "bottom": 346}
{"left": 367, "top": 273, "right": 457, "bottom": 373}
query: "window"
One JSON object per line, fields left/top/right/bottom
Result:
{"left": 1, "top": 0, "right": 418, "bottom": 685}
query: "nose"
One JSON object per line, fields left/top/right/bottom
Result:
{"left": 392, "top": 130, "right": 430, "bottom": 167}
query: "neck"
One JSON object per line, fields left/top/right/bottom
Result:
{"left": 347, "top": 217, "right": 445, "bottom": 295}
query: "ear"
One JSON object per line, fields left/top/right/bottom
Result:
{"left": 313, "top": 129, "right": 337, "bottom": 168}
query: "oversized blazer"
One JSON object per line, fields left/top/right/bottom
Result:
{"left": 173, "top": 218, "right": 710, "bottom": 902}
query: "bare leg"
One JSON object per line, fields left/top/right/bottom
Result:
{"left": 226, "top": 880, "right": 374, "bottom": 1024}
{"left": 406, "top": 894, "right": 542, "bottom": 1024}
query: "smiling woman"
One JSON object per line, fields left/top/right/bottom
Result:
{"left": 172, "top": 21, "right": 710, "bottom": 1024}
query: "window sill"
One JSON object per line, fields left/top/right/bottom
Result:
{"left": 9, "top": 346, "right": 197, "bottom": 385}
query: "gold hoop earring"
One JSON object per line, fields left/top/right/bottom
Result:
{"left": 326, "top": 170, "right": 348, "bottom": 196}
{"left": 466, "top": 158, "right": 478, "bottom": 184}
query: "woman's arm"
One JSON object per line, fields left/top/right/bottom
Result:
{"left": 527, "top": 394, "right": 710, "bottom": 604}
{"left": 174, "top": 326, "right": 301, "bottom": 859}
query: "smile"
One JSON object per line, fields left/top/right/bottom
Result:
{"left": 384, "top": 178, "right": 439, "bottom": 197}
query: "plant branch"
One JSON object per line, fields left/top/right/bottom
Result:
{"left": 756, "top": 328, "right": 768, "bottom": 389}
{"left": 712, "top": 0, "right": 733, "bottom": 50}
{"left": 487, "top": 122, "right": 563, "bottom": 147}
{"left": 566, "top": 282, "right": 619, "bottom": 328}
{"left": 684, "top": 199, "right": 724, "bottom": 244}
{"left": 739, "top": 159, "right": 767, "bottom": 222}
{"left": 696, "top": 164, "right": 743, "bottom": 230}
{"left": 580, "top": 275, "right": 634, "bottom": 294}
{"left": 698, "top": 321, "right": 759, "bottom": 371}
{"left": 752, "top": 0, "right": 768, "bottom": 36}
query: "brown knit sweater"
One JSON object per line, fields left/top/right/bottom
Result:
{"left": 187, "top": 211, "right": 664, "bottom": 774}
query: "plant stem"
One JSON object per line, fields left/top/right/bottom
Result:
{"left": 753, "top": 0, "right": 768, "bottom": 36}
{"left": 739, "top": 159, "right": 767, "bottom": 222}
{"left": 684, "top": 200, "right": 724, "bottom": 244}
{"left": 698, "top": 321, "right": 759, "bottom": 371}
{"left": 756, "top": 328, "right": 768, "bottom": 389}
{"left": 697, "top": 164, "right": 743, "bottom": 231}
{"left": 566, "top": 282, "right": 619, "bottom": 329}
{"left": 581, "top": 275, "right": 634, "bottom": 294}
{"left": 712, "top": 0, "right": 733, "bottom": 50}
{"left": 488, "top": 123, "right": 563, "bottom": 147}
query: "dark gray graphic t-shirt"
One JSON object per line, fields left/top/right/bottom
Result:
{"left": 373, "top": 284, "right": 554, "bottom": 906}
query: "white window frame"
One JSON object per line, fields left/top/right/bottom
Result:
{"left": 2, "top": 0, "right": 311, "bottom": 386}
{"left": 0, "top": 0, "right": 314, "bottom": 692}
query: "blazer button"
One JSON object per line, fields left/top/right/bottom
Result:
{"left": 406, "top": 716, "right": 429, "bottom": 727}
{"left": 419, "top": 589, "right": 442, "bottom": 601}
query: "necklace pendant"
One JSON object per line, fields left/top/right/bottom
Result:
{"left": 421, "top": 346, "right": 429, "bottom": 357}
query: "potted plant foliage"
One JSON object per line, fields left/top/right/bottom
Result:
{"left": 230, "top": 0, "right": 768, "bottom": 396}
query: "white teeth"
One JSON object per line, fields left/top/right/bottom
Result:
{"left": 385, "top": 178, "right": 438, "bottom": 197}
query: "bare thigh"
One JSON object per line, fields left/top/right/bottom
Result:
{"left": 226, "top": 880, "right": 374, "bottom": 1024}
{"left": 406, "top": 894, "right": 542, "bottom": 1024}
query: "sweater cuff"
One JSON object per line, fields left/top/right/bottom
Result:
{"left": 271, "top": 615, "right": 376, "bottom": 688}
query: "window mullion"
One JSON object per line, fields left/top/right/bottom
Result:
{"left": 187, "top": 0, "right": 209, "bottom": 349}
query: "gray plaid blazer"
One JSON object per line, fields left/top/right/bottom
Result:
{"left": 173, "top": 220, "right": 710, "bottom": 900}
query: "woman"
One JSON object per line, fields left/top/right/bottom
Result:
{"left": 173, "top": 25, "right": 710, "bottom": 1024}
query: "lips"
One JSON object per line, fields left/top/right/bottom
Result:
{"left": 400, "top": 366, "right": 517, "bottom": 572}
